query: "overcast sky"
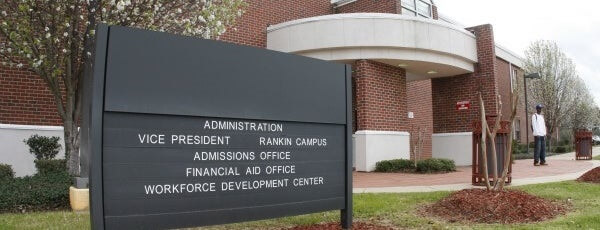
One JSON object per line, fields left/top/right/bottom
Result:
{"left": 436, "top": 0, "right": 600, "bottom": 107}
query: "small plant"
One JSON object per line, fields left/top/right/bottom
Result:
{"left": 0, "top": 164, "right": 14, "bottom": 181}
{"left": 375, "top": 158, "right": 456, "bottom": 173}
{"left": 23, "top": 135, "right": 62, "bottom": 160}
{"left": 375, "top": 159, "right": 415, "bottom": 172}
{"left": 416, "top": 158, "right": 456, "bottom": 173}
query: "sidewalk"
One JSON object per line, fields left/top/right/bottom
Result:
{"left": 353, "top": 147, "right": 600, "bottom": 193}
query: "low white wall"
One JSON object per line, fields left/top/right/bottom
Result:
{"left": 0, "top": 124, "right": 65, "bottom": 177}
{"left": 432, "top": 132, "right": 472, "bottom": 166}
{"left": 353, "top": 130, "right": 410, "bottom": 172}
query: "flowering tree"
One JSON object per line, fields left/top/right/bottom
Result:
{"left": 0, "top": 0, "right": 246, "bottom": 176}
{"left": 523, "top": 40, "right": 579, "bottom": 148}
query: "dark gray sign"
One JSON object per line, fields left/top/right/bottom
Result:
{"left": 81, "top": 25, "right": 352, "bottom": 229}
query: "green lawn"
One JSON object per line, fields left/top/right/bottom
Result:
{"left": 594, "top": 155, "right": 600, "bottom": 160}
{"left": 1, "top": 181, "right": 599, "bottom": 230}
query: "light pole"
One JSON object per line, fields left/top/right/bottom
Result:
{"left": 524, "top": 73, "right": 541, "bottom": 155}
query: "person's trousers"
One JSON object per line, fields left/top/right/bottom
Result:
{"left": 534, "top": 136, "right": 546, "bottom": 163}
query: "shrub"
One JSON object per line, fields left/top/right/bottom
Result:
{"left": 374, "top": 159, "right": 415, "bottom": 172}
{"left": 35, "top": 159, "right": 67, "bottom": 175}
{"left": 0, "top": 164, "right": 14, "bottom": 181}
{"left": 552, "top": 145, "right": 573, "bottom": 153}
{"left": 557, "top": 138, "right": 571, "bottom": 146}
{"left": 416, "top": 158, "right": 456, "bottom": 173}
{"left": 23, "top": 134, "right": 62, "bottom": 160}
{"left": 375, "top": 158, "right": 456, "bottom": 173}
{"left": 511, "top": 142, "right": 528, "bottom": 154}
{"left": 0, "top": 172, "right": 71, "bottom": 213}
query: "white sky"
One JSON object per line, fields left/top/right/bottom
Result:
{"left": 435, "top": 0, "right": 600, "bottom": 107}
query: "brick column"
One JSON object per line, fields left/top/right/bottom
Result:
{"left": 430, "top": 24, "right": 499, "bottom": 166}
{"left": 352, "top": 60, "right": 410, "bottom": 171}
{"left": 354, "top": 60, "right": 407, "bottom": 132}
{"left": 431, "top": 24, "right": 498, "bottom": 134}
{"left": 407, "top": 80, "right": 433, "bottom": 159}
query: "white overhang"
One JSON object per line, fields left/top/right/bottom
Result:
{"left": 495, "top": 44, "right": 524, "bottom": 68}
{"left": 267, "top": 13, "right": 478, "bottom": 81}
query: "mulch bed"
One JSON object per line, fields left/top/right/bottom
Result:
{"left": 285, "top": 222, "right": 393, "bottom": 230}
{"left": 577, "top": 166, "right": 600, "bottom": 183}
{"left": 421, "top": 189, "right": 568, "bottom": 224}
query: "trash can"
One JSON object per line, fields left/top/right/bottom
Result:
{"left": 472, "top": 117, "right": 512, "bottom": 186}
{"left": 575, "top": 130, "right": 593, "bottom": 160}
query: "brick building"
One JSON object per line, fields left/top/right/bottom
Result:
{"left": 0, "top": 0, "right": 527, "bottom": 175}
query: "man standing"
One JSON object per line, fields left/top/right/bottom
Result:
{"left": 532, "top": 104, "right": 547, "bottom": 166}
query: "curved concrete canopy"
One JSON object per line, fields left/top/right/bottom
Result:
{"left": 267, "top": 13, "right": 478, "bottom": 81}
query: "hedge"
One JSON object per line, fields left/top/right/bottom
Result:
{"left": 35, "top": 159, "right": 68, "bottom": 175}
{"left": 416, "top": 158, "right": 456, "bottom": 173}
{"left": 552, "top": 145, "right": 574, "bottom": 153}
{"left": 0, "top": 172, "right": 71, "bottom": 213}
{"left": 374, "top": 159, "right": 414, "bottom": 172}
{"left": 0, "top": 164, "right": 14, "bottom": 181}
{"left": 375, "top": 158, "right": 456, "bottom": 173}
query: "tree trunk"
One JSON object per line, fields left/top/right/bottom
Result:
{"left": 479, "top": 94, "right": 491, "bottom": 190}
{"left": 63, "top": 120, "right": 80, "bottom": 176}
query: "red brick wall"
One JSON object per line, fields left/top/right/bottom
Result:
{"left": 497, "top": 58, "right": 530, "bottom": 143}
{"left": 496, "top": 58, "right": 512, "bottom": 121}
{"left": 335, "top": 0, "right": 400, "bottom": 14}
{"left": 510, "top": 65, "right": 529, "bottom": 144}
{"left": 353, "top": 59, "right": 407, "bottom": 131}
{"left": 0, "top": 67, "right": 62, "bottom": 125}
{"left": 431, "top": 24, "right": 499, "bottom": 133}
{"left": 407, "top": 80, "right": 433, "bottom": 158}
{"left": 219, "top": 0, "right": 332, "bottom": 47}
{"left": 431, "top": 73, "right": 477, "bottom": 133}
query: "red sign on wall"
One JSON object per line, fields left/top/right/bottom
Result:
{"left": 456, "top": 101, "right": 470, "bottom": 110}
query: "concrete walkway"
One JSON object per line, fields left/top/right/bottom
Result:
{"left": 353, "top": 147, "right": 600, "bottom": 193}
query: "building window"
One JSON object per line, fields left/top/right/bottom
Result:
{"left": 514, "top": 119, "right": 521, "bottom": 141}
{"left": 402, "top": 0, "right": 432, "bottom": 18}
{"left": 510, "top": 67, "right": 518, "bottom": 91}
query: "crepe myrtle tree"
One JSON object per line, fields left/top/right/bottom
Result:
{"left": 477, "top": 70, "right": 522, "bottom": 191}
{"left": 0, "top": 0, "right": 246, "bottom": 176}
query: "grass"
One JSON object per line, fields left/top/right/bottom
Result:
{"left": 594, "top": 155, "right": 600, "bottom": 160}
{"left": 1, "top": 181, "right": 599, "bottom": 229}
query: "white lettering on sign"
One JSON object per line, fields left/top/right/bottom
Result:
{"left": 137, "top": 134, "right": 165, "bottom": 144}
{"left": 264, "top": 165, "right": 296, "bottom": 175}
{"left": 456, "top": 101, "right": 470, "bottom": 110}
{"left": 144, "top": 183, "right": 216, "bottom": 194}
{"left": 259, "top": 151, "right": 290, "bottom": 160}
{"left": 221, "top": 179, "right": 289, "bottom": 191}
{"left": 259, "top": 137, "right": 292, "bottom": 146}
{"left": 204, "top": 120, "right": 283, "bottom": 132}
{"left": 295, "top": 138, "right": 327, "bottom": 146}
{"left": 195, "top": 151, "right": 255, "bottom": 161}
{"left": 186, "top": 167, "right": 240, "bottom": 177}
{"left": 136, "top": 118, "right": 334, "bottom": 198}
{"left": 170, "top": 135, "right": 230, "bottom": 145}
{"left": 293, "top": 177, "right": 324, "bottom": 186}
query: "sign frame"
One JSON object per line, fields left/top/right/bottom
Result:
{"left": 81, "top": 24, "right": 352, "bottom": 229}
